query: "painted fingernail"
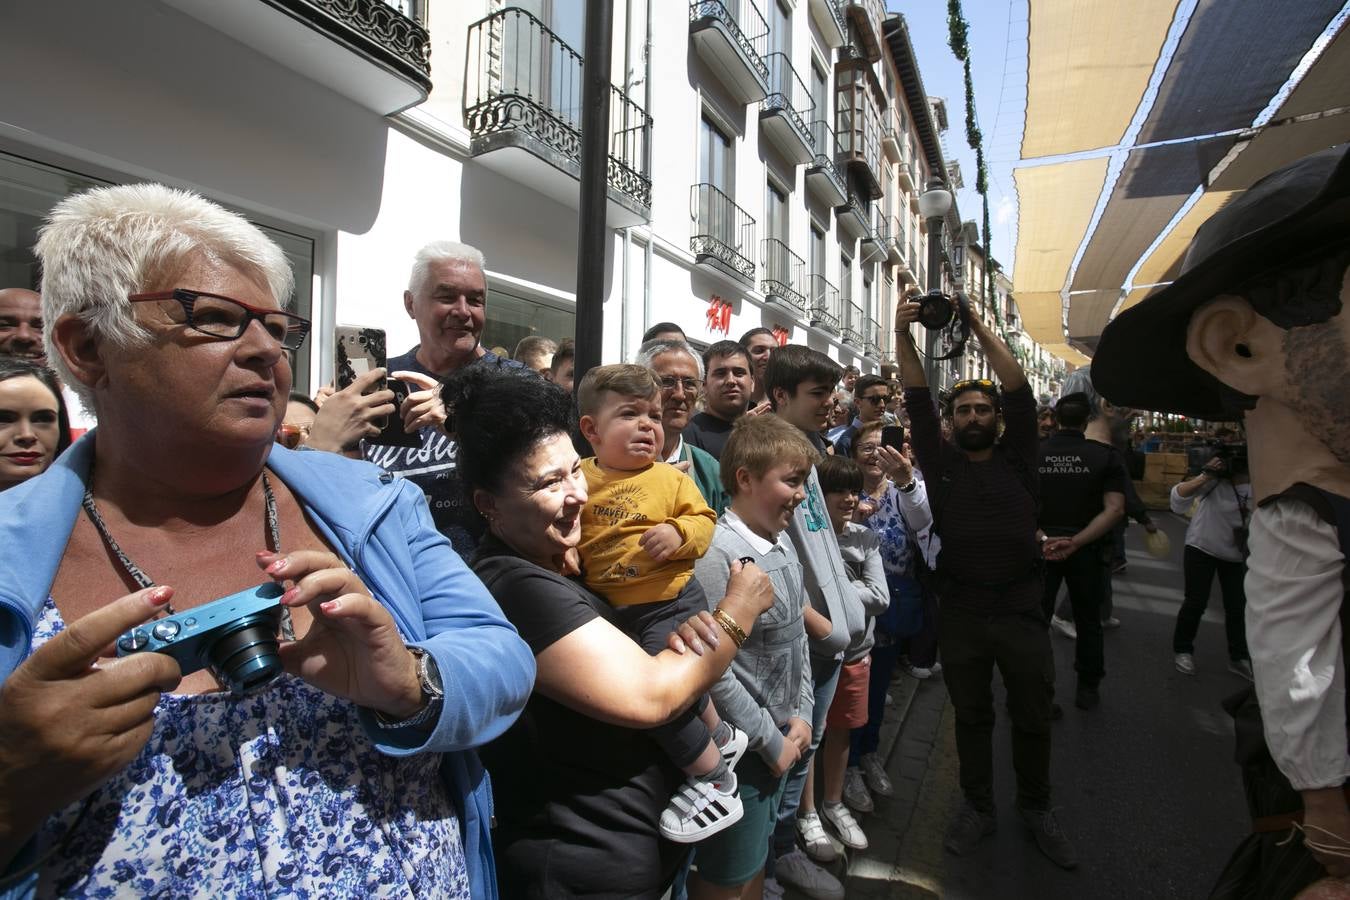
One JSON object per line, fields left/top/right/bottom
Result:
{"left": 281, "top": 587, "right": 301, "bottom": 605}
{"left": 148, "top": 586, "right": 173, "bottom": 606}
{"left": 320, "top": 599, "right": 340, "bottom": 613}
{"left": 266, "top": 559, "right": 287, "bottom": 574}
{"left": 691, "top": 640, "right": 704, "bottom": 654}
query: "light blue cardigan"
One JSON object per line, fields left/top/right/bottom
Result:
{"left": 0, "top": 435, "right": 535, "bottom": 899}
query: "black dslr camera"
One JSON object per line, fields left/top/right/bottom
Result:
{"left": 1205, "top": 443, "right": 1249, "bottom": 480}
{"left": 915, "top": 289, "right": 972, "bottom": 361}
{"left": 116, "top": 583, "right": 287, "bottom": 695}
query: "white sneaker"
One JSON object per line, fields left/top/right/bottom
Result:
{"left": 1229, "top": 659, "right": 1254, "bottom": 682}
{"left": 1101, "top": 616, "right": 1122, "bottom": 630}
{"left": 795, "top": 810, "right": 838, "bottom": 863}
{"left": 822, "top": 801, "right": 869, "bottom": 851}
{"left": 719, "top": 724, "right": 748, "bottom": 770}
{"left": 1174, "top": 653, "right": 1197, "bottom": 676}
{"left": 775, "top": 848, "right": 844, "bottom": 900}
{"left": 762, "top": 876, "right": 786, "bottom": 899}
{"left": 860, "top": 752, "right": 894, "bottom": 797}
{"left": 842, "top": 766, "right": 874, "bottom": 813}
{"left": 929, "top": 661, "right": 943, "bottom": 678}
{"left": 885, "top": 691, "right": 894, "bottom": 706}
{"left": 1051, "top": 615, "right": 1077, "bottom": 640}
{"left": 904, "top": 661, "right": 933, "bottom": 679}
{"left": 658, "top": 773, "right": 743, "bottom": 843}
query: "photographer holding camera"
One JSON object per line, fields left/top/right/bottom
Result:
{"left": 1169, "top": 445, "right": 1253, "bottom": 679}
{"left": 0, "top": 185, "right": 534, "bottom": 899}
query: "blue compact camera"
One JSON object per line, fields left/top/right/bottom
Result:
{"left": 116, "top": 582, "right": 286, "bottom": 695}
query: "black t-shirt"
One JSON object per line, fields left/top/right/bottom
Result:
{"left": 362, "top": 347, "right": 520, "bottom": 560}
{"left": 472, "top": 536, "right": 684, "bottom": 899}
{"left": 906, "top": 382, "right": 1043, "bottom": 614}
{"left": 682, "top": 411, "right": 735, "bottom": 460}
{"left": 1037, "top": 429, "right": 1129, "bottom": 537}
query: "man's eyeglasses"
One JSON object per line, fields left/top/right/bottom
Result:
{"left": 658, "top": 375, "right": 702, "bottom": 394}
{"left": 128, "top": 289, "right": 311, "bottom": 352}
{"left": 951, "top": 378, "right": 995, "bottom": 395}
{"left": 858, "top": 394, "right": 889, "bottom": 405}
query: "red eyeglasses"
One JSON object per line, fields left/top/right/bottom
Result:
{"left": 128, "top": 289, "right": 311, "bottom": 351}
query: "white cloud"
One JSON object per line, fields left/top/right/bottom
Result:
{"left": 995, "top": 194, "right": 1015, "bottom": 226}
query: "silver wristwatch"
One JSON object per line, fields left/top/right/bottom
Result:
{"left": 375, "top": 646, "right": 444, "bottom": 730}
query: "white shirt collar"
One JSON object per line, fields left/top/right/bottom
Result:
{"left": 722, "top": 508, "right": 778, "bottom": 556}
{"left": 665, "top": 434, "right": 685, "bottom": 464}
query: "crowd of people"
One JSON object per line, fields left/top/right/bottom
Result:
{"left": 0, "top": 155, "right": 1343, "bottom": 900}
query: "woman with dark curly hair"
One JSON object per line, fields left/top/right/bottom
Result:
{"left": 446, "top": 364, "right": 775, "bottom": 898}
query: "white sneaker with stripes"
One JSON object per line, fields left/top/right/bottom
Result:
{"left": 658, "top": 772, "right": 743, "bottom": 843}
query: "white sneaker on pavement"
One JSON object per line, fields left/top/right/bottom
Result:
{"left": 1051, "top": 615, "right": 1077, "bottom": 640}
{"left": 719, "top": 724, "right": 748, "bottom": 770}
{"left": 1174, "top": 653, "right": 1197, "bottom": 676}
{"left": 860, "top": 752, "right": 894, "bottom": 797}
{"left": 1101, "top": 616, "right": 1122, "bottom": 630}
{"left": 762, "top": 876, "right": 786, "bottom": 899}
{"left": 904, "top": 661, "right": 933, "bottom": 679}
{"left": 775, "top": 848, "right": 844, "bottom": 900}
{"left": 794, "top": 810, "right": 838, "bottom": 863}
{"left": 842, "top": 766, "right": 874, "bottom": 813}
{"left": 658, "top": 773, "right": 742, "bottom": 843}
{"left": 822, "top": 801, "right": 869, "bottom": 851}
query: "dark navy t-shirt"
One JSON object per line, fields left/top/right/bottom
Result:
{"left": 362, "top": 346, "right": 521, "bottom": 560}
{"left": 1037, "top": 429, "right": 1129, "bottom": 537}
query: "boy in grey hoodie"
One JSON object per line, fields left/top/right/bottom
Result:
{"left": 761, "top": 346, "right": 867, "bottom": 898}
{"left": 690, "top": 414, "right": 820, "bottom": 896}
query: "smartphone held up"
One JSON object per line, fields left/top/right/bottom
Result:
{"left": 334, "top": 325, "right": 420, "bottom": 448}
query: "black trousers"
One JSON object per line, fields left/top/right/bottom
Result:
{"left": 938, "top": 607, "right": 1054, "bottom": 813}
{"left": 1041, "top": 548, "right": 1107, "bottom": 688}
{"left": 1174, "top": 545, "right": 1249, "bottom": 661}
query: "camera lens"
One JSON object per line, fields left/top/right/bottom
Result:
{"left": 205, "top": 609, "right": 284, "bottom": 695}
{"left": 918, "top": 292, "right": 954, "bottom": 330}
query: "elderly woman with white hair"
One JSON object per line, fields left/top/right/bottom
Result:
{"left": 0, "top": 184, "right": 534, "bottom": 898}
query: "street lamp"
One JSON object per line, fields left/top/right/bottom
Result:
{"left": 917, "top": 179, "right": 953, "bottom": 386}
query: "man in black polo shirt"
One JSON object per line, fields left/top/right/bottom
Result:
{"left": 1038, "top": 392, "right": 1127, "bottom": 711}
{"left": 895, "top": 298, "right": 1076, "bottom": 870}
{"left": 682, "top": 340, "right": 752, "bottom": 460}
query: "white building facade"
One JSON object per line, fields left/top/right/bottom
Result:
{"left": 0, "top": 0, "right": 958, "bottom": 388}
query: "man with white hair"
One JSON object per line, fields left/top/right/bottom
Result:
{"left": 635, "top": 338, "right": 726, "bottom": 515}
{"left": 314, "top": 241, "right": 519, "bottom": 559}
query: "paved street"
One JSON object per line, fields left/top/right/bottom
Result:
{"left": 831, "top": 511, "right": 1253, "bottom": 899}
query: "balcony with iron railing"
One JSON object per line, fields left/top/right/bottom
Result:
{"left": 761, "top": 53, "right": 815, "bottom": 165}
{"left": 884, "top": 215, "right": 907, "bottom": 268}
{"left": 842, "top": 300, "right": 865, "bottom": 347}
{"left": 166, "top": 0, "right": 431, "bottom": 114}
{"left": 689, "top": 0, "right": 770, "bottom": 104}
{"left": 692, "top": 183, "right": 757, "bottom": 285}
{"left": 860, "top": 213, "right": 885, "bottom": 263}
{"left": 865, "top": 315, "right": 883, "bottom": 359}
{"left": 805, "top": 120, "right": 848, "bottom": 208}
{"left": 879, "top": 316, "right": 896, "bottom": 363}
{"left": 808, "top": 274, "right": 841, "bottom": 334}
{"left": 807, "top": 0, "right": 847, "bottom": 48}
{"left": 836, "top": 193, "right": 869, "bottom": 239}
{"left": 761, "top": 238, "right": 808, "bottom": 317}
{"left": 841, "top": 0, "right": 885, "bottom": 62}
{"left": 465, "top": 8, "right": 652, "bottom": 226}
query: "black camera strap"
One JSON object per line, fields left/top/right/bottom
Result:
{"left": 80, "top": 469, "right": 295, "bottom": 640}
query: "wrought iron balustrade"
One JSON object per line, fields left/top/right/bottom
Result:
{"left": 762, "top": 52, "right": 814, "bottom": 146}
{"left": 865, "top": 316, "right": 882, "bottom": 358}
{"left": 807, "top": 120, "right": 847, "bottom": 187}
{"left": 761, "top": 238, "right": 807, "bottom": 314}
{"left": 689, "top": 0, "right": 770, "bottom": 84}
{"left": 464, "top": 8, "right": 652, "bottom": 209}
{"left": 842, "top": 300, "right": 864, "bottom": 346}
{"left": 692, "top": 183, "right": 757, "bottom": 282}
{"left": 808, "top": 274, "right": 840, "bottom": 333}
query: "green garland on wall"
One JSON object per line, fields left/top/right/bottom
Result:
{"left": 946, "top": 0, "right": 1003, "bottom": 342}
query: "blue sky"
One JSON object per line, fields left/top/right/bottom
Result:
{"left": 890, "top": 0, "right": 1021, "bottom": 274}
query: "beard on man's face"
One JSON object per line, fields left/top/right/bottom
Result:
{"left": 1284, "top": 320, "right": 1350, "bottom": 465}
{"left": 956, "top": 421, "right": 997, "bottom": 451}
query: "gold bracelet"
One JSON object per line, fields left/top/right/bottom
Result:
{"left": 712, "top": 608, "right": 748, "bottom": 648}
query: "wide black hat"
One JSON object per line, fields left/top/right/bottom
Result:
{"left": 1091, "top": 143, "right": 1350, "bottom": 420}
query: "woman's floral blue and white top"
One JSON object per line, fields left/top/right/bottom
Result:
{"left": 31, "top": 598, "right": 470, "bottom": 899}
{"left": 859, "top": 481, "right": 916, "bottom": 578}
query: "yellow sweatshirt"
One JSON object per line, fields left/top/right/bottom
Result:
{"left": 579, "top": 458, "right": 717, "bottom": 607}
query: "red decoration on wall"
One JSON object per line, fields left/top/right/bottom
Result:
{"left": 706, "top": 295, "right": 733, "bottom": 335}
{"left": 771, "top": 325, "right": 790, "bottom": 346}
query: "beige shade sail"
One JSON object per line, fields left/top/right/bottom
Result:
{"left": 1022, "top": 0, "right": 1180, "bottom": 158}
{"left": 1129, "top": 190, "right": 1237, "bottom": 293}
